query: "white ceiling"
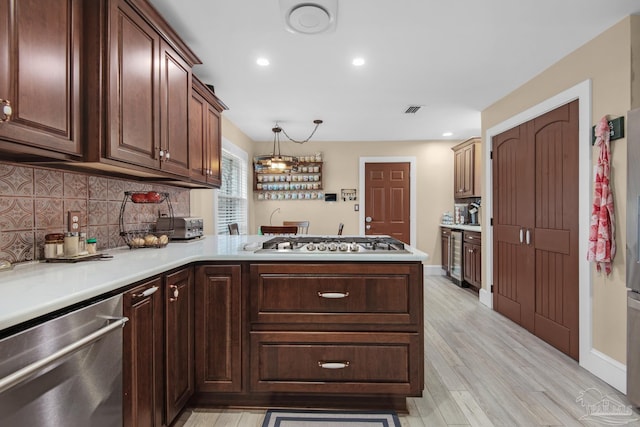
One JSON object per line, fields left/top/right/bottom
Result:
{"left": 149, "top": 0, "right": 640, "bottom": 142}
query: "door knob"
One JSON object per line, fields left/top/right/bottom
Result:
{"left": 365, "top": 216, "right": 372, "bottom": 223}
{"left": 366, "top": 225, "right": 371, "bottom": 230}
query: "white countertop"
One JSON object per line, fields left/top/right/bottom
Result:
{"left": 440, "top": 224, "right": 482, "bottom": 232}
{"left": 0, "top": 235, "right": 428, "bottom": 332}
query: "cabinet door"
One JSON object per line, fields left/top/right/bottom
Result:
{"left": 159, "top": 41, "right": 190, "bottom": 176}
{"left": 453, "top": 148, "right": 466, "bottom": 197}
{"left": 123, "top": 277, "right": 163, "bottom": 427}
{"left": 107, "top": 0, "right": 160, "bottom": 169}
{"left": 441, "top": 229, "right": 450, "bottom": 275}
{"left": 473, "top": 244, "right": 482, "bottom": 287}
{"left": 165, "top": 267, "right": 194, "bottom": 425}
{"left": 463, "top": 241, "right": 474, "bottom": 285}
{"left": 189, "top": 88, "right": 208, "bottom": 184}
{"left": 195, "top": 264, "right": 242, "bottom": 392}
{"left": 205, "top": 103, "right": 221, "bottom": 186}
{"left": 0, "top": 0, "right": 82, "bottom": 156}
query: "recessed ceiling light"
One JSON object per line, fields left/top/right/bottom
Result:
{"left": 256, "top": 57, "right": 270, "bottom": 66}
{"left": 442, "top": 132, "right": 453, "bottom": 137}
{"left": 352, "top": 57, "right": 365, "bottom": 67}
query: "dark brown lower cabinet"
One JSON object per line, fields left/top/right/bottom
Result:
{"left": 123, "top": 277, "right": 163, "bottom": 427}
{"left": 124, "top": 266, "right": 194, "bottom": 427}
{"left": 164, "top": 267, "right": 194, "bottom": 425}
{"left": 462, "top": 231, "right": 481, "bottom": 289}
{"left": 249, "top": 262, "right": 424, "bottom": 399}
{"left": 194, "top": 264, "right": 243, "bottom": 393}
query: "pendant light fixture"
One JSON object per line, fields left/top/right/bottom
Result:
{"left": 268, "top": 119, "right": 323, "bottom": 169}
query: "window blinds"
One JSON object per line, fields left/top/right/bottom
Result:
{"left": 218, "top": 148, "right": 248, "bottom": 234}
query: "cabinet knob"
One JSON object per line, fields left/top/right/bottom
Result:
{"left": 165, "top": 151, "right": 170, "bottom": 160}
{"left": 0, "top": 99, "right": 12, "bottom": 122}
{"left": 169, "top": 285, "right": 179, "bottom": 302}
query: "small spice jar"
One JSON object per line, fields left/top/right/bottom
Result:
{"left": 78, "top": 232, "right": 87, "bottom": 255}
{"left": 64, "top": 232, "right": 79, "bottom": 257}
{"left": 86, "top": 237, "right": 97, "bottom": 254}
{"left": 44, "top": 233, "right": 65, "bottom": 259}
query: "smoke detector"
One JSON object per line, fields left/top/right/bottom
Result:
{"left": 280, "top": 0, "right": 338, "bottom": 34}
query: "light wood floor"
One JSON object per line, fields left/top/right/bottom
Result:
{"left": 176, "top": 275, "right": 640, "bottom": 426}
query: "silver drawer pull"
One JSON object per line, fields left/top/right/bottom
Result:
{"left": 133, "top": 286, "right": 159, "bottom": 299}
{"left": 317, "top": 291, "right": 349, "bottom": 299}
{"left": 318, "top": 361, "right": 350, "bottom": 369}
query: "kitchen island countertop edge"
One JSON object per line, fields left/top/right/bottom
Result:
{"left": 0, "top": 235, "right": 428, "bottom": 332}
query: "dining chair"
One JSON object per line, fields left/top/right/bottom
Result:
{"left": 337, "top": 223, "right": 344, "bottom": 235}
{"left": 228, "top": 223, "right": 239, "bottom": 235}
{"left": 260, "top": 225, "right": 298, "bottom": 235}
{"left": 283, "top": 221, "right": 310, "bottom": 235}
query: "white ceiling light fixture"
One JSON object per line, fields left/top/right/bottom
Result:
{"left": 256, "top": 57, "right": 270, "bottom": 66}
{"left": 352, "top": 57, "right": 365, "bottom": 67}
{"left": 280, "top": 0, "right": 338, "bottom": 35}
{"left": 442, "top": 132, "right": 454, "bottom": 137}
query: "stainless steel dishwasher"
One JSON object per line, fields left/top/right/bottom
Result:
{"left": 0, "top": 294, "right": 128, "bottom": 426}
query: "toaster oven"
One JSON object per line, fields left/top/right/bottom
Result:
{"left": 156, "top": 217, "right": 203, "bottom": 240}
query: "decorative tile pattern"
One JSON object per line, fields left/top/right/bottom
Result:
{"left": 107, "top": 179, "right": 125, "bottom": 201}
{"left": 35, "top": 198, "right": 64, "bottom": 230}
{"left": 34, "top": 168, "right": 63, "bottom": 198}
{"left": 64, "top": 172, "right": 88, "bottom": 199}
{"left": 0, "top": 163, "right": 33, "bottom": 196}
{"left": 89, "top": 176, "right": 108, "bottom": 200}
{"left": 0, "top": 197, "right": 34, "bottom": 230}
{"left": 0, "top": 161, "right": 193, "bottom": 263}
{"left": 88, "top": 200, "right": 109, "bottom": 226}
{"left": 0, "top": 231, "right": 34, "bottom": 262}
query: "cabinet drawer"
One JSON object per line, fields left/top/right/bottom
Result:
{"left": 250, "top": 263, "right": 422, "bottom": 327}
{"left": 250, "top": 332, "right": 422, "bottom": 395}
{"left": 463, "top": 231, "right": 481, "bottom": 244}
{"left": 441, "top": 227, "right": 451, "bottom": 237}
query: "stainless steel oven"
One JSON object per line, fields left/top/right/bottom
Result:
{"left": 0, "top": 294, "right": 127, "bottom": 426}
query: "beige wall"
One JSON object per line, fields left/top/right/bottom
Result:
{"left": 217, "top": 131, "right": 457, "bottom": 265}
{"left": 482, "top": 16, "right": 638, "bottom": 363}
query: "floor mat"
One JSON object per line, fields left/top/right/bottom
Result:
{"left": 261, "top": 409, "right": 400, "bottom": 427}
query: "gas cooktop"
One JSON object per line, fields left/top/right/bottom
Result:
{"left": 258, "top": 236, "right": 408, "bottom": 253}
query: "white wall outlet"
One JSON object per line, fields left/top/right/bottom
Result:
{"left": 68, "top": 210, "right": 81, "bottom": 232}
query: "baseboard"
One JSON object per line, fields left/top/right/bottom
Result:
{"left": 424, "top": 265, "right": 445, "bottom": 276}
{"left": 479, "top": 288, "right": 492, "bottom": 308}
{"left": 581, "top": 348, "right": 627, "bottom": 393}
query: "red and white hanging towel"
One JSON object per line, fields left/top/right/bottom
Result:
{"left": 587, "top": 116, "right": 615, "bottom": 275}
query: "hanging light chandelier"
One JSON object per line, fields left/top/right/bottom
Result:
{"left": 269, "top": 119, "right": 323, "bottom": 169}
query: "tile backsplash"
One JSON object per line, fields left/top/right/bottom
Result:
{"left": 0, "top": 161, "right": 190, "bottom": 263}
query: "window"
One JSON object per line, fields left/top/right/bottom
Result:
{"left": 217, "top": 140, "right": 248, "bottom": 234}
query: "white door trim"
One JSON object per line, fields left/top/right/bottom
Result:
{"left": 358, "top": 157, "right": 417, "bottom": 246}
{"left": 482, "top": 79, "right": 625, "bottom": 392}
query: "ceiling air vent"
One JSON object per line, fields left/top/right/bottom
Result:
{"left": 404, "top": 105, "right": 422, "bottom": 114}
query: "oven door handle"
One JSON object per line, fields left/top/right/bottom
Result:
{"left": 0, "top": 316, "right": 128, "bottom": 394}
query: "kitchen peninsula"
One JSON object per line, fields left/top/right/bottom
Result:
{"left": 0, "top": 235, "right": 428, "bottom": 423}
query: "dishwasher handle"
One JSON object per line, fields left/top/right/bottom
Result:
{"left": 0, "top": 316, "right": 128, "bottom": 394}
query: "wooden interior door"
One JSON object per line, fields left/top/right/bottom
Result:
{"left": 492, "top": 123, "right": 535, "bottom": 331}
{"left": 364, "top": 162, "right": 410, "bottom": 243}
{"left": 492, "top": 100, "right": 579, "bottom": 360}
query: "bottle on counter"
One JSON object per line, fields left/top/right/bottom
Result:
{"left": 78, "top": 232, "right": 87, "bottom": 255}
{"left": 86, "top": 238, "right": 97, "bottom": 254}
{"left": 64, "top": 232, "right": 79, "bottom": 257}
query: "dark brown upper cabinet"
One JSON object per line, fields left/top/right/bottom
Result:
{"left": 452, "top": 137, "right": 481, "bottom": 198}
{"left": 84, "top": 0, "right": 199, "bottom": 180}
{"left": 189, "top": 76, "right": 227, "bottom": 188}
{"left": 0, "top": 0, "right": 83, "bottom": 159}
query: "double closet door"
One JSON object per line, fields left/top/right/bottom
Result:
{"left": 492, "top": 100, "right": 579, "bottom": 360}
